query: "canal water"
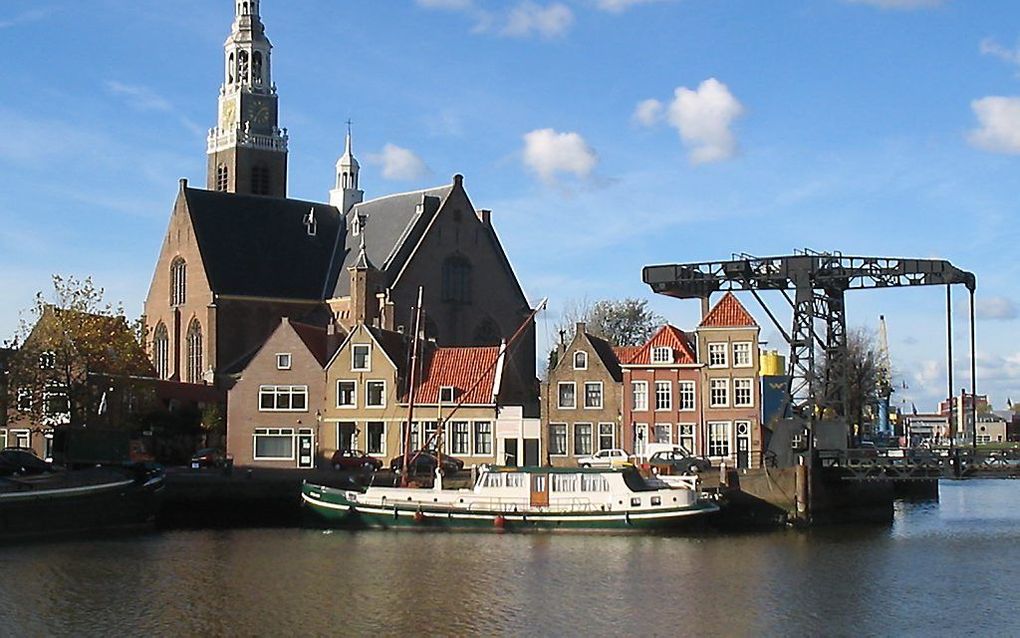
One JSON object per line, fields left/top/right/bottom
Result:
{"left": 2, "top": 480, "right": 1019, "bottom": 637}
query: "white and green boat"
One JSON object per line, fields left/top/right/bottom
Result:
{"left": 301, "top": 465, "right": 718, "bottom": 532}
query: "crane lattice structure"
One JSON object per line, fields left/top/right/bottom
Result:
{"left": 643, "top": 250, "right": 976, "bottom": 431}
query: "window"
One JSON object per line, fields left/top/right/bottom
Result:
{"left": 39, "top": 351, "right": 56, "bottom": 370}
{"left": 549, "top": 423, "right": 568, "bottom": 456}
{"left": 351, "top": 345, "right": 370, "bottom": 371}
{"left": 634, "top": 423, "right": 648, "bottom": 457}
{"left": 254, "top": 428, "right": 294, "bottom": 460}
{"left": 652, "top": 347, "right": 672, "bottom": 363}
{"left": 598, "top": 423, "right": 615, "bottom": 451}
{"left": 186, "top": 319, "right": 203, "bottom": 384}
{"left": 276, "top": 353, "right": 292, "bottom": 370}
{"left": 632, "top": 381, "right": 648, "bottom": 411}
{"left": 252, "top": 51, "right": 263, "bottom": 86}
{"left": 170, "top": 258, "right": 187, "bottom": 307}
{"left": 655, "top": 381, "right": 672, "bottom": 411}
{"left": 708, "top": 343, "right": 727, "bottom": 368}
{"left": 258, "top": 385, "right": 308, "bottom": 411}
{"left": 422, "top": 421, "right": 438, "bottom": 450}
{"left": 251, "top": 163, "right": 271, "bottom": 196}
{"left": 573, "top": 351, "right": 587, "bottom": 370}
{"left": 216, "top": 164, "right": 229, "bottom": 192}
{"left": 584, "top": 382, "right": 603, "bottom": 409}
{"left": 473, "top": 422, "right": 492, "bottom": 456}
{"left": 43, "top": 385, "right": 69, "bottom": 418}
{"left": 708, "top": 422, "right": 731, "bottom": 457}
{"left": 16, "top": 388, "right": 32, "bottom": 412}
{"left": 573, "top": 423, "right": 593, "bottom": 456}
{"left": 401, "top": 422, "right": 420, "bottom": 453}
{"left": 581, "top": 474, "right": 609, "bottom": 492}
{"left": 679, "top": 381, "right": 696, "bottom": 411}
{"left": 12, "top": 430, "right": 30, "bottom": 449}
{"left": 557, "top": 382, "right": 576, "bottom": 409}
{"left": 439, "top": 386, "right": 456, "bottom": 404}
{"left": 336, "top": 381, "right": 356, "bottom": 408}
{"left": 710, "top": 379, "right": 729, "bottom": 407}
{"left": 451, "top": 422, "right": 470, "bottom": 455}
{"left": 734, "top": 378, "right": 754, "bottom": 407}
{"left": 337, "top": 422, "right": 356, "bottom": 452}
{"left": 653, "top": 423, "right": 672, "bottom": 444}
{"left": 153, "top": 323, "right": 169, "bottom": 380}
{"left": 505, "top": 473, "right": 525, "bottom": 488}
{"left": 0, "top": 430, "right": 5, "bottom": 449}
{"left": 365, "top": 381, "right": 386, "bottom": 408}
{"left": 551, "top": 473, "right": 578, "bottom": 492}
{"left": 367, "top": 422, "right": 385, "bottom": 455}
{"left": 679, "top": 424, "right": 696, "bottom": 455}
{"left": 441, "top": 255, "right": 472, "bottom": 304}
{"left": 733, "top": 342, "right": 753, "bottom": 368}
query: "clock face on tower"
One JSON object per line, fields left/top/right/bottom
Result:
{"left": 220, "top": 100, "right": 237, "bottom": 130}
{"left": 245, "top": 97, "right": 273, "bottom": 128}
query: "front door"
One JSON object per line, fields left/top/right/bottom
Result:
{"left": 298, "top": 433, "right": 314, "bottom": 468}
{"left": 736, "top": 422, "right": 751, "bottom": 469}
{"left": 504, "top": 438, "right": 518, "bottom": 466}
{"left": 523, "top": 439, "right": 540, "bottom": 467}
{"left": 530, "top": 473, "right": 549, "bottom": 508}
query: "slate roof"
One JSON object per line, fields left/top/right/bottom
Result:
{"left": 411, "top": 346, "right": 502, "bottom": 405}
{"left": 365, "top": 325, "right": 410, "bottom": 372}
{"left": 700, "top": 292, "right": 758, "bottom": 328}
{"left": 585, "top": 333, "right": 623, "bottom": 382}
{"left": 624, "top": 325, "right": 698, "bottom": 365}
{"left": 184, "top": 188, "right": 343, "bottom": 299}
{"left": 291, "top": 322, "right": 331, "bottom": 367}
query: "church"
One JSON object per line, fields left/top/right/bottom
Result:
{"left": 143, "top": 1, "right": 538, "bottom": 408}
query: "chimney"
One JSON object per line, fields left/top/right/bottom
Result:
{"left": 476, "top": 209, "right": 491, "bottom": 225}
{"left": 700, "top": 295, "right": 711, "bottom": 319}
{"left": 326, "top": 321, "right": 344, "bottom": 358}
{"left": 377, "top": 292, "right": 395, "bottom": 331}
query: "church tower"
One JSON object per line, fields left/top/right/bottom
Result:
{"left": 207, "top": 0, "right": 288, "bottom": 198}
{"left": 329, "top": 125, "right": 364, "bottom": 214}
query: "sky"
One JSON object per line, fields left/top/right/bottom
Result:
{"left": 0, "top": 0, "right": 1018, "bottom": 413}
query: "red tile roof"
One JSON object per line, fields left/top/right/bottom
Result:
{"left": 700, "top": 292, "right": 758, "bottom": 328}
{"left": 612, "top": 346, "right": 640, "bottom": 365}
{"left": 624, "top": 325, "right": 697, "bottom": 365}
{"left": 412, "top": 346, "right": 502, "bottom": 405}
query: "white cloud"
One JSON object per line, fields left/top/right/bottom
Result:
{"left": 502, "top": 2, "right": 574, "bottom": 39}
{"left": 665, "top": 78, "right": 745, "bottom": 164}
{"left": 976, "top": 296, "right": 1018, "bottom": 321}
{"left": 105, "top": 81, "right": 172, "bottom": 112}
{"left": 596, "top": 0, "right": 667, "bottom": 13}
{"left": 968, "top": 96, "right": 1020, "bottom": 154}
{"left": 981, "top": 37, "right": 1020, "bottom": 70}
{"left": 843, "top": 0, "right": 945, "bottom": 9}
{"left": 632, "top": 98, "right": 664, "bottom": 126}
{"left": 522, "top": 128, "right": 598, "bottom": 182}
{"left": 0, "top": 7, "right": 56, "bottom": 29}
{"left": 368, "top": 144, "right": 431, "bottom": 181}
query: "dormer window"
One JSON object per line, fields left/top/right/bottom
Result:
{"left": 573, "top": 351, "right": 587, "bottom": 370}
{"left": 439, "top": 386, "right": 457, "bottom": 404}
{"left": 652, "top": 347, "right": 672, "bottom": 363}
{"left": 276, "top": 353, "right": 292, "bottom": 370}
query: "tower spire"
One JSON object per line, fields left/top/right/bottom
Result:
{"left": 330, "top": 120, "right": 364, "bottom": 213}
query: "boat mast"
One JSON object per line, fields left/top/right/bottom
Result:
{"left": 401, "top": 287, "right": 424, "bottom": 486}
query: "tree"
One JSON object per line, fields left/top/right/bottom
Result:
{"left": 554, "top": 297, "right": 663, "bottom": 348}
{"left": 5, "top": 275, "right": 152, "bottom": 428}
{"left": 814, "top": 326, "right": 885, "bottom": 436}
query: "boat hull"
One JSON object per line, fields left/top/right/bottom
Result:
{"left": 302, "top": 483, "right": 718, "bottom": 532}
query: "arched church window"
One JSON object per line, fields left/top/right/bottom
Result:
{"left": 153, "top": 323, "right": 169, "bottom": 380}
{"left": 441, "top": 255, "right": 472, "bottom": 304}
{"left": 216, "top": 164, "right": 229, "bottom": 192}
{"left": 253, "top": 52, "right": 263, "bottom": 87}
{"left": 170, "top": 258, "right": 187, "bottom": 306}
{"left": 238, "top": 51, "right": 249, "bottom": 85}
{"left": 473, "top": 319, "right": 502, "bottom": 346}
{"left": 228, "top": 53, "right": 235, "bottom": 84}
{"left": 251, "top": 163, "right": 270, "bottom": 195}
{"left": 186, "top": 320, "right": 203, "bottom": 384}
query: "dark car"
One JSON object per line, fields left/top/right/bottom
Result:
{"left": 0, "top": 447, "right": 52, "bottom": 476}
{"left": 331, "top": 449, "right": 383, "bottom": 472}
{"left": 389, "top": 450, "right": 464, "bottom": 476}
{"left": 190, "top": 448, "right": 226, "bottom": 469}
{"left": 648, "top": 449, "right": 712, "bottom": 475}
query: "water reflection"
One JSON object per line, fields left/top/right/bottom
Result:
{"left": 2, "top": 481, "right": 1019, "bottom": 636}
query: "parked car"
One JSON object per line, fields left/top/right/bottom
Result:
{"left": 190, "top": 448, "right": 226, "bottom": 469}
{"left": 331, "top": 449, "right": 383, "bottom": 472}
{"left": 0, "top": 447, "right": 51, "bottom": 476}
{"left": 576, "top": 448, "right": 631, "bottom": 469}
{"left": 389, "top": 450, "right": 464, "bottom": 476}
{"left": 647, "top": 449, "right": 712, "bottom": 475}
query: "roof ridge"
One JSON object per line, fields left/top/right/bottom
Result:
{"left": 353, "top": 183, "right": 453, "bottom": 208}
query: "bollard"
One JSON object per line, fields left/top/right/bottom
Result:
{"left": 795, "top": 458, "right": 808, "bottom": 521}
{"left": 719, "top": 461, "right": 728, "bottom": 488}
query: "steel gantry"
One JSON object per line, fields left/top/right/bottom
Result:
{"left": 643, "top": 250, "right": 977, "bottom": 432}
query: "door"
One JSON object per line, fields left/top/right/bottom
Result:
{"left": 530, "top": 473, "right": 549, "bottom": 508}
{"left": 504, "top": 438, "right": 518, "bottom": 466}
{"left": 298, "top": 432, "right": 314, "bottom": 468}
{"left": 523, "top": 439, "right": 540, "bottom": 467}
{"left": 634, "top": 424, "right": 648, "bottom": 460}
{"left": 736, "top": 422, "right": 751, "bottom": 469}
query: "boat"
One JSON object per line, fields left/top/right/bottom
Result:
{"left": 301, "top": 465, "right": 719, "bottom": 532}
{"left": 0, "top": 460, "right": 165, "bottom": 542}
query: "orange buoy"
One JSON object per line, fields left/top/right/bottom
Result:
{"left": 494, "top": 515, "right": 506, "bottom": 530}
{"left": 414, "top": 511, "right": 426, "bottom": 523}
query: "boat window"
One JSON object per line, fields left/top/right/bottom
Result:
{"left": 580, "top": 474, "right": 609, "bottom": 492}
{"left": 631, "top": 497, "right": 641, "bottom": 507}
{"left": 551, "top": 474, "right": 578, "bottom": 492}
{"left": 651, "top": 496, "right": 662, "bottom": 506}
{"left": 505, "top": 473, "right": 525, "bottom": 488}
{"left": 482, "top": 473, "right": 504, "bottom": 488}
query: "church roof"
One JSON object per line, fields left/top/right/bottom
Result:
{"left": 699, "top": 292, "right": 758, "bottom": 328}
{"left": 184, "top": 188, "right": 342, "bottom": 300}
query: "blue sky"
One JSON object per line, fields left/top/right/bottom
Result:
{"left": 0, "top": 0, "right": 1018, "bottom": 411}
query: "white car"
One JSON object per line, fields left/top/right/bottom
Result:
{"left": 576, "top": 448, "right": 631, "bottom": 469}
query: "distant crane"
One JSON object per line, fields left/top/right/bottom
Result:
{"left": 876, "top": 315, "right": 892, "bottom": 438}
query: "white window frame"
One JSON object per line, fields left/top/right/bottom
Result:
{"left": 634, "top": 423, "right": 649, "bottom": 457}
{"left": 584, "top": 381, "right": 603, "bottom": 409}
{"left": 439, "top": 386, "right": 457, "bottom": 404}
{"left": 351, "top": 344, "right": 371, "bottom": 372}
{"left": 336, "top": 422, "right": 357, "bottom": 452}
{"left": 573, "top": 351, "right": 587, "bottom": 370}
{"left": 678, "top": 380, "right": 696, "bottom": 411}
{"left": 276, "top": 353, "right": 292, "bottom": 370}
{"left": 733, "top": 342, "right": 753, "bottom": 368}
{"left": 11, "top": 429, "right": 30, "bottom": 449}
{"left": 450, "top": 421, "right": 471, "bottom": 455}
{"left": 258, "top": 385, "right": 309, "bottom": 412}
{"left": 366, "top": 421, "right": 386, "bottom": 456}
{"left": 651, "top": 347, "right": 672, "bottom": 363}
{"left": 654, "top": 380, "right": 672, "bottom": 411}
{"left": 632, "top": 381, "right": 648, "bottom": 412}
{"left": 709, "top": 378, "right": 729, "bottom": 408}
{"left": 708, "top": 343, "right": 728, "bottom": 368}
{"left": 0, "top": 430, "right": 6, "bottom": 449}
{"left": 557, "top": 382, "right": 576, "bottom": 410}
{"left": 39, "top": 351, "right": 56, "bottom": 370}
{"left": 653, "top": 423, "right": 673, "bottom": 445}
{"left": 598, "top": 422, "right": 616, "bottom": 451}
{"left": 252, "top": 427, "right": 296, "bottom": 461}
{"left": 707, "top": 421, "right": 732, "bottom": 458}
{"left": 365, "top": 380, "right": 386, "bottom": 408}
{"left": 733, "top": 378, "right": 754, "bottom": 408}
{"left": 336, "top": 380, "right": 357, "bottom": 408}
{"left": 678, "top": 423, "right": 696, "bottom": 456}
{"left": 549, "top": 423, "right": 568, "bottom": 456}
{"left": 16, "top": 388, "right": 32, "bottom": 412}
{"left": 473, "top": 421, "right": 492, "bottom": 456}
{"left": 573, "top": 423, "right": 593, "bottom": 456}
